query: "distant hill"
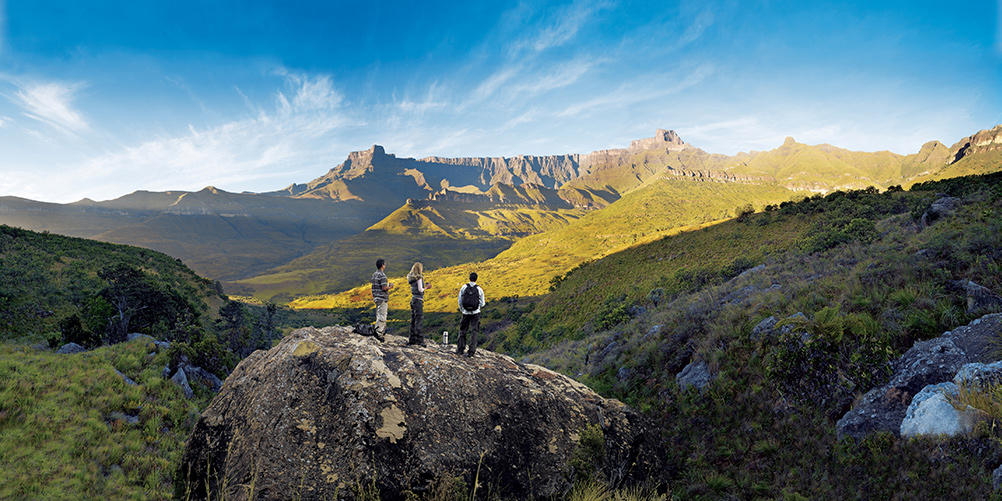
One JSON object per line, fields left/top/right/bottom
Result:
{"left": 2, "top": 125, "right": 1000, "bottom": 301}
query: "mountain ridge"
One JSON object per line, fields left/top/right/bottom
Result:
{"left": 2, "top": 125, "right": 1001, "bottom": 291}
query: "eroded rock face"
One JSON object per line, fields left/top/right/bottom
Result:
{"left": 177, "top": 327, "right": 666, "bottom": 500}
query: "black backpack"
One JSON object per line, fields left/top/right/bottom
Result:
{"left": 461, "top": 283, "right": 480, "bottom": 311}
{"left": 354, "top": 323, "right": 376, "bottom": 336}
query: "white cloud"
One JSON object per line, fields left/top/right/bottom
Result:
{"left": 558, "top": 63, "right": 715, "bottom": 118}
{"left": 67, "top": 74, "right": 353, "bottom": 200}
{"left": 12, "top": 81, "right": 89, "bottom": 135}
{"left": 530, "top": 1, "right": 599, "bottom": 53}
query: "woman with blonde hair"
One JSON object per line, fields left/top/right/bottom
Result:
{"left": 406, "top": 262, "right": 431, "bottom": 345}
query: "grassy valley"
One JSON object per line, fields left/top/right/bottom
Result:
{"left": 229, "top": 197, "right": 589, "bottom": 302}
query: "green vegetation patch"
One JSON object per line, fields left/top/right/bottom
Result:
{"left": 0, "top": 338, "right": 211, "bottom": 500}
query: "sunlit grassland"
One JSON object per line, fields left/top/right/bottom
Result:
{"left": 0, "top": 338, "right": 210, "bottom": 500}
{"left": 290, "top": 177, "right": 801, "bottom": 313}
{"left": 230, "top": 202, "right": 587, "bottom": 303}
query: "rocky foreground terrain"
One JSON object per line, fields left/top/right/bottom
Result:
{"left": 178, "top": 327, "right": 667, "bottom": 500}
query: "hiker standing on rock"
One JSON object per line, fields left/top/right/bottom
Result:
{"left": 407, "top": 262, "right": 431, "bottom": 346}
{"left": 371, "top": 258, "right": 393, "bottom": 342}
{"left": 456, "top": 272, "right": 486, "bottom": 357}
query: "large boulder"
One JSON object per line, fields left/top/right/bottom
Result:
{"left": 837, "top": 313, "right": 1002, "bottom": 439}
{"left": 921, "top": 196, "right": 961, "bottom": 226}
{"left": 177, "top": 327, "right": 667, "bottom": 500}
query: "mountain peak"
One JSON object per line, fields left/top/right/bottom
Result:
{"left": 629, "top": 129, "right": 689, "bottom": 152}
{"left": 783, "top": 137, "right": 797, "bottom": 147}
{"left": 949, "top": 124, "right": 1002, "bottom": 164}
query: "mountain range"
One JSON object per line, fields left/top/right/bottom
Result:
{"left": 2, "top": 125, "right": 1000, "bottom": 302}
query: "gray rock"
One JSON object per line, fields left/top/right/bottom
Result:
{"left": 107, "top": 411, "right": 139, "bottom": 426}
{"left": 115, "top": 369, "right": 138, "bottom": 387}
{"left": 617, "top": 366, "right": 634, "bottom": 382}
{"left": 171, "top": 367, "right": 195, "bottom": 399}
{"left": 629, "top": 305, "right": 647, "bottom": 316}
{"left": 751, "top": 316, "right": 777, "bottom": 340}
{"left": 950, "top": 280, "right": 1002, "bottom": 314}
{"left": 642, "top": 325, "right": 662, "bottom": 342}
{"left": 994, "top": 464, "right": 1002, "bottom": 491}
{"left": 178, "top": 326, "right": 667, "bottom": 500}
{"left": 676, "top": 360, "right": 714, "bottom": 392}
{"left": 837, "top": 313, "right": 1002, "bottom": 440}
{"left": 943, "top": 313, "right": 1002, "bottom": 362}
{"left": 737, "top": 264, "right": 766, "bottom": 279}
{"left": 181, "top": 364, "right": 224, "bottom": 393}
{"left": 722, "top": 285, "right": 756, "bottom": 304}
{"left": 162, "top": 364, "right": 171, "bottom": 380}
{"left": 126, "top": 333, "right": 156, "bottom": 344}
{"left": 56, "top": 343, "right": 86, "bottom": 354}
{"left": 779, "top": 312, "right": 809, "bottom": 335}
{"left": 900, "top": 382, "right": 984, "bottom": 437}
{"left": 953, "top": 360, "right": 1002, "bottom": 387}
{"left": 921, "top": 196, "right": 961, "bottom": 226}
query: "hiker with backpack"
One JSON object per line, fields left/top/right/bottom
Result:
{"left": 406, "top": 262, "right": 431, "bottom": 346}
{"left": 456, "top": 272, "right": 486, "bottom": 357}
{"left": 371, "top": 258, "right": 394, "bottom": 342}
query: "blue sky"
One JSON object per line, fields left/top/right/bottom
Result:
{"left": 0, "top": 0, "right": 999, "bottom": 203}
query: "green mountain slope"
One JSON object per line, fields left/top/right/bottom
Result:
{"left": 0, "top": 224, "right": 225, "bottom": 342}
{"left": 507, "top": 172, "right": 1002, "bottom": 498}
{"left": 296, "top": 175, "right": 802, "bottom": 313}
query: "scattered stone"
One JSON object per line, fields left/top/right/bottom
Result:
{"left": 676, "top": 360, "right": 714, "bottom": 392}
{"left": 178, "top": 327, "right": 667, "bottom": 500}
{"left": 629, "top": 305, "right": 647, "bottom": 317}
{"left": 180, "top": 364, "right": 224, "bottom": 393}
{"left": 779, "top": 313, "right": 809, "bottom": 335}
{"left": 994, "top": 464, "right": 1002, "bottom": 491}
{"left": 56, "top": 343, "right": 86, "bottom": 355}
{"left": 949, "top": 280, "right": 1002, "bottom": 314}
{"left": 642, "top": 325, "right": 662, "bottom": 342}
{"left": 171, "top": 367, "right": 195, "bottom": 399}
{"left": 751, "top": 316, "right": 777, "bottom": 340}
{"left": 115, "top": 369, "right": 138, "bottom": 387}
{"left": 617, "top": 366, "right": 634, "bottom": 382}
{"left": 107, "top": 411, "right": 139, "bottom": 426}
{"left": 162, "top": 364, "right": 171, "bottom": 380}
{"left": 127, "top": 333, "right": 155, "bottom": 344}
{"left": 737, "top": 264, "right": 766, "bottom": 279}
{"left": 722, "top": 285, "right": 757, "bottom": 304}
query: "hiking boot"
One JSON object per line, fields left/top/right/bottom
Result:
{"left": 375, "top": 333, "right": 386, "bottom": 343}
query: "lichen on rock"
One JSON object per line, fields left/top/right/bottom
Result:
{"left": 177, "top": 326, "right": 666, "bottom": 500}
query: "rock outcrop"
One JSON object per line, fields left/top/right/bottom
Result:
{"left": 177, "top": 327, "right": 667, "bottom": 500}
{"left": 950, "top": 124, "right": 1002, "bottom": 164}
{"left": 836, "top": 313, "right": 1002, "bottom": 439}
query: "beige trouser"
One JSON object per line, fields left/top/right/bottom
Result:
{"left": 375, "top": 301, "right": 388, "bottom": 335}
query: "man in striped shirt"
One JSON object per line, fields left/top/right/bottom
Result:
{"left": 371, "top": 258, "right": 394, "bottom": 342}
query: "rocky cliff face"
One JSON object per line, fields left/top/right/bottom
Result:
{"left": 950, "top": 125, "right": 1002, "bottom": 164}
{"left": 177, "top": 327, "right": 667, "bottom": 500}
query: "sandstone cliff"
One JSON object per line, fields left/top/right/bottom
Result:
{"left": 950, "top": 124, "right": 1002, "bottom": 164}
{"left": 177, "top": 327, "right": 667, "bottom": 500}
